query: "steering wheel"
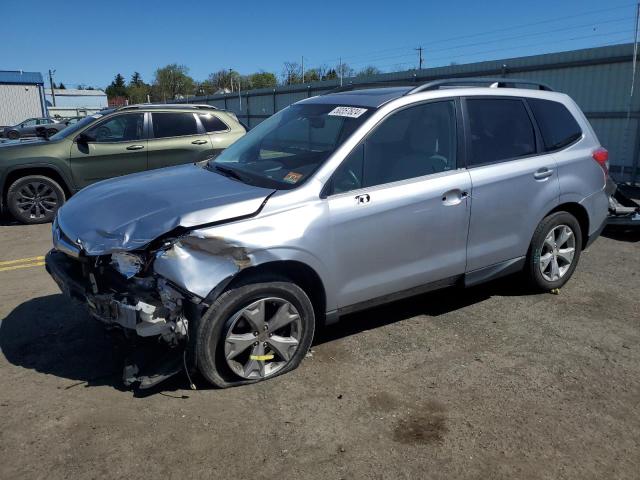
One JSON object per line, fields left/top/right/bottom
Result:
{"left": 95, "top": 126, "right": 112, "bottom": 141}
{"left": 427, "top": 154, "right": 449, "bottom": 172}
{"left": 333, "top": 168, "right": 361, "bottom": 193}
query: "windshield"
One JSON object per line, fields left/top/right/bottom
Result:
{"left": 209, "top": 103, "right": 374, "bottom": 189}
{"left": 50, "top": 110, "right": 116, "bottom": 140}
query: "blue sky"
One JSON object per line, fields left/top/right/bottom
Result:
{"left": 1, "top": 0, "right": 638, "bottom": 89}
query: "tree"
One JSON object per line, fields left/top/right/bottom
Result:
{"left": 58, "top": 82, "right": 66, "bottom": 89}
{"left": 130, "top": 72, "right": 144, "bottom": 87}
{"left": 247, "top": 71, "right": 277, "bottom": 89}
{"left": 336, "top": 62, "right": 355, "bottom": 79}
{"left": 282, "top": 61, "right": 303, "bottom": 85}
{"left": 324, "top": 68, "right": 338, "bottom": 80}
{"left": 127, "top": 73, "right": 150, "bottom": 104}
{"left": 303, "top": 68, "right": 321, "bottom": 82}
{"left": 203, "top": 69, "right": 235, "bottom": 93}
{"left": 356, "top": 66, "right": 382, "bottom": 78}
{"left": 105, "top": 73, "right": 128, "bottom": 98}
{"left": 152, "top": 64, "right": 195, "bottom": 101}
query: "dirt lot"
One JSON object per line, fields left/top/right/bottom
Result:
{"left": 0, "top": 219, "right": 638, "bottom": 480}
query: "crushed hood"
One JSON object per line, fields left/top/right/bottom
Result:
{"left": 56, "top": 163, "right": 275, "bottom": 255}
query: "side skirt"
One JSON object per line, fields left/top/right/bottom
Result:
{"left": 326, "top": 257, "right": 526, "bottom": 323}
{"left": 463, "top": 256, "right": 526, "bottom": 288}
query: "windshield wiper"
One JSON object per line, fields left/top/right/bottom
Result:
{"left": 211, "top": 164, "right": 247, "bottom": 183}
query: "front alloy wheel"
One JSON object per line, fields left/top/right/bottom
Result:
{"left": 224, "top": 297, "right": 302, "bottom": 379}
{"left": 196, "top": 280, "right": 315, "bottom": 388}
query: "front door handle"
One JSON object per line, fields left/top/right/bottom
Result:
{"left": 126, "top": 145, "right": 144, "bottom": 150}
{"left": 355, "top": 193, "right": 370, "bottom": 205}
{"left": 534, "top": 167, "right": 554, "bottom": 180}
{"left": 192, "top": 139, "right": 208, "bottom": 145}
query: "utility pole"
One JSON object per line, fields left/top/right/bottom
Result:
{"left": 301, "top": 56, "right": 305, "bottom": 83}
{"left": 415, "top": 46, "right": 424, "bottom": 70}
{"left": 339, "top": 56, "right": 343, "bottom": 86}
{"left": 48, "top": 69, "right": 56, "bottom": 107}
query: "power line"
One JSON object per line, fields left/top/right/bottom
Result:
{"left": 344, "top": 16, "right": 631, "bottom": 69}
{"left": 317, "top": 2, "right": 637, "bottom": 65}
{"left": 372, "top": 30, "right": 635, "bottom": 72}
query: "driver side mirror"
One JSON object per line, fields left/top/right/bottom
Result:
{"left": 76, "top": 132, "right": 95, "bottom": 144}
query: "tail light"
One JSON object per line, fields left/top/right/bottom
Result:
{"left": 592, "top": 147, "right": 609, "bottom": 177}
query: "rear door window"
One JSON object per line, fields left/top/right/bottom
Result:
{"left": 466, "top": 98, "right": 536, "bottom": 166}
{"left": 527, "top": 98, "right": 582, "bottom": 151}
{"left": 152, "top": 112, "right": 199, "bottom": 138}
{"left": 198, "top": 113, "right": 228, "bottom": 132}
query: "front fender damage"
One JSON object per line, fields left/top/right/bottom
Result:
{"left": 154, "top": 234, "right": 254, "bottom": 300}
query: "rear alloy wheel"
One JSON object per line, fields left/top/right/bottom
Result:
{"left": 7, "top": 175, "right": 66, "bottom": 224}
{"left": 526, "top": 211, "right": 582, "bottom": 291}
{"left": 6, "top": 130, "right": 19, "bottom": 140}
{"left": 196, "top": 281, "right": 315, "bottom": 388}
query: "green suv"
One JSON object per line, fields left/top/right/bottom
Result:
{"left": 0, "top": 104, "right": 246, "bottom": 224}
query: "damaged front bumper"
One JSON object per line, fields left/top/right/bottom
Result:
{"left": 45, "top": 250, "right": 195, "bottom": 388}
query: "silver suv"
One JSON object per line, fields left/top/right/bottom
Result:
{"left": 45, "top": 78, "right": 609, "bottom": 389}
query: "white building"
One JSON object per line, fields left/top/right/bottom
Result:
{"left": 45, "top": 88, "right": 108, "bottom": 118}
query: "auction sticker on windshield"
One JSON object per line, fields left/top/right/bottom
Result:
{"left": 328, "top": 106, "right": 368, "bottom": 118}
{"left": 283, "top": 172, "right": 303, "bottom": 184}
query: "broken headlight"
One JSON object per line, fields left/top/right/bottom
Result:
{"left": 110, "top": 252, "right": 145, "bottom": 279}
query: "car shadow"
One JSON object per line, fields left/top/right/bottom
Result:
{"left": 602, "top": 226, "right": 640, "bottom": 243}
{"left": 0, "top": 294, "right": 125, "bottom": 390}
{"left": 315, "top": 276, "right": 539, "bottom": 345}
{"left": 1, "top": 277, "right": 540, "bottom": 394}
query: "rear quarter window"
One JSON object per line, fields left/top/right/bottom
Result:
{"left": 198, "top": 113, "right": 229, "bottom": 133}
{"left": 528, "top": 98, "right": 582, "bottom": 151}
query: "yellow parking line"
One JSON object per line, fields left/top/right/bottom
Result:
{"left": 0, "top": 256, "right": 45, "bottom": 266}
{"left": 0, "top": 261, "right": 45, "bottom": 272}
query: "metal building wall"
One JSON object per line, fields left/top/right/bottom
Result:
{"left": 173, "top": 43, "right": 640, "bottom": 182}
{"left": 0, "top": 84, "right": 45, "bottom": 126}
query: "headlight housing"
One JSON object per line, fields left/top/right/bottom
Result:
{"left": 110, "top": 252, "right": 145, "bottom": 279}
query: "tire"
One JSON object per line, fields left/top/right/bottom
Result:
{"left": 7, "top": 175, "right": 66, "bottom": 224}
{"left": 196, "top": 280, "right": 315, "bottom": 388}
{"left": 46, "top": 128, "right": 58, "bottom": 137}
{"left": 6, "top": 130, "right": 19, "bottom": 140}
{"left": 525, "top": 211, "right": 582, "bottom": 291}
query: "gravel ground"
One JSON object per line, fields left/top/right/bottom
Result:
{"left": 0, "top": 220, "right": 638, "bottom": 480}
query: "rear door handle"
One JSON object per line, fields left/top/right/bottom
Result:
{"left": 192, "top": 139, "right": 208, "bottom": 145}
{"left": 126, "top": 145, "right": 144, "bottom": 150}
{"left": 442, "top": 189, "right": 467, "bottom": 206}
{"left": 534, "top": 167, "right": 554, "bottom": 180}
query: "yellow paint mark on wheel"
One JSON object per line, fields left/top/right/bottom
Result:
{"left": 249, "top": 354, "right": 274, "bottom": 361}
{"left": 0, "top": 255, "right": 45, "bottom": 266}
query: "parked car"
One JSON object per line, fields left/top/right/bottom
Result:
{"left": 0, "top": 117, "right": 63, "bottom": 140}
{"left": 61, "top": 116, "right": 86, "bottom": 126}
{"left": 45, "top": 78, "right": 609, "bottom": 389}
{"left": 0, "top": 104, "right": 246, "bottom": 224}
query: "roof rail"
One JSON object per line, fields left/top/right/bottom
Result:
{"left": 406, "top": 78, "right": 554, "bottom": 95}
{"left": 322, "top": 80, "right": 418, "bottom": 95}
{"left": 118, "top": 103, "right": 219, "bottom": 111}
